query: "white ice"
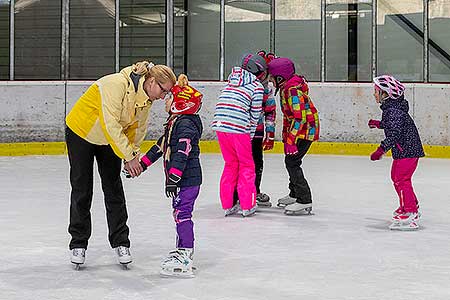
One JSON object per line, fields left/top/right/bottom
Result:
{"left": 1, "top": 154, "right": 450, "bottom": 300}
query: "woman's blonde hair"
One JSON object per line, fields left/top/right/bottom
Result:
{"left": 132, "top": 60, "right": 176, "bottom": 86}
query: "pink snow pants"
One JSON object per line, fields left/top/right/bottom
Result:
{"left": 391, "top": 157, "right": 420, "bottom": 213}
{"left": 216, "top": 131, "right": 256, "bottom": 210}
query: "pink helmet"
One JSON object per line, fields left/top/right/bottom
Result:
{"left": 373, "top": 75, "right": 405, "bottom": 100}
{"left": 267, "top": 57, "right": 295, "bottom": 82}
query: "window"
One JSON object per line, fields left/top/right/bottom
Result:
{"left": 429, "top": 1, "right": 450, "bottom": 82}
{"left": 120, "top": 0, "right": 165, "bottom": 69}
{"left": 224, "top": 0, "right": 271, "bottom": 77}
{"left": 14, "top": 0, "right": 61, "bottom": 79}
{"left": 0, "top": 0, "right": 9, "bottom": 79}
{"left": 326, "top": 0, "right": 372, "bottom": 82}
{"left": 69, "top": 0, "right": 115, "bottom": 79}
{"left": 186, "top": 0, "right": 220, "bottom": 80}
{"left": 377, "top": 0, "right": 423, "bottom": 81}
{"left": 276, "top": 0, "right": 321, "bottom": 81}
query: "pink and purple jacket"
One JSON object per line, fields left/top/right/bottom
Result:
{"left": 280, "top": 75, "right": 320, "bottom": 144}
{"left": 253, "top": 82, "right": 276, "bottom": 139}
{"left": 212, "top": 67, "right": 264, "bottom": 138}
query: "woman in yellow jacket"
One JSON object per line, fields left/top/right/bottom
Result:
{"left": 65, "top": 61, "right": 176, "bottom": 268}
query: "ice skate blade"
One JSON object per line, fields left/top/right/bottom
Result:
{"left": 389, "top": 224, "right": 419, "bottom": 231}
{"left": 160, "top": 268, "right": 195, "bottom": 279}
{"left": 257, "top": 202, "right": 272, "bottom": 208}
{"left": 120, "top": 262, "right": 131, "bottom": 270}
{"left": 284, "top": 207, "right": 313, "bottom": 216}
{"left": 72, "top": 263, "right": 83, "bottom": 270}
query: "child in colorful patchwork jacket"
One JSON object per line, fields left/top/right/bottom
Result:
{"left": 212, "top": 54, "right": 264, "bottom": 217}
{"left": 139, "top": 74, "right": 203, "bottom": 277}
{"left": 267, "top": 57, "right": 320, "bottom": 215}
{"left": 368, "top": 75, "right": 424, "bottom": 231}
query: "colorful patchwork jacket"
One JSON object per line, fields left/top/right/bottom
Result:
{"left": 280, "top": 75, "right": 320, "bottom": 144}
{"left": 253, "top": 81, "right": 276, "bottom": 139}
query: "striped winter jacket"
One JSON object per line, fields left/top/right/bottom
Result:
{"left": 280, "top": 75, "right": 320, "bottom": 144}
{"left": 211, "top": 67, "right": 264, "bottom": 137}
{"left": 253, "top": 81, "right": 276, "bottom": 139}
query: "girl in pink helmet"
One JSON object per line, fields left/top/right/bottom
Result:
{"left": 267, "top": 57, "right": 320, "bottom": 215}
{"left": 368, "top": 75, "right": 424, "bottom": 230}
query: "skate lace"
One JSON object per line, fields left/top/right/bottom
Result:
{"left": 117, "top": 246, "right": 130, "bottom": 256}
{"left": 73, "top": 249, "right": 84, "bottom": 257}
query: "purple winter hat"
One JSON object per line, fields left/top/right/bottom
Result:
{"left": 267, "top": 57, "right": 295, "bottom": 81}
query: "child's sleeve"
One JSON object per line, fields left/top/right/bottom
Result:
{"left": 380, "top": 110, "right": 404, "bottom": 152}
{"left": 264, "top": 86, "right": 276, "bottom": 134}
{"left": 249, "top": 84, "right": 264, "bottom": 137}
{"left": 168, "top": 119, "right": 199, "bottom": 180}
{"left": 141, "top": 135, "right": 163, "bottom": 168}
{"left": 285, "top": 88, "right": 308, "bottom": 145}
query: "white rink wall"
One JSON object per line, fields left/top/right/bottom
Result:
{"left": 0, "top": 81, "right": 449, "bottom": 145}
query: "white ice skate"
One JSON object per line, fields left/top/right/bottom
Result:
{"left": 70, "top": 248, "right": 85, "bottom": 270}
{"left": 115, "top": 246, "right": 132, "bottom": 268}
{"left": 277, "top": 195, "right": 297, "bottom": 208}
{"left": 160, "top": 248, "right": 195, "bottom": 278}
{"left": 284, "top": 202, "right": 313, "bottom": 215}
{"left": 242, "top": 204, "right": 258, "bottom": 217}
{"left": 224, "top": 203, "right": 241, "bottom": 217}
{"left": 389, "top": 212, "right": 419, "bottom": 231}
{"left": 256, "top": 193, "right": 272, "bottom": 208}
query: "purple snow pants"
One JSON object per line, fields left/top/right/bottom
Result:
{"left": 172, "top": 185, "right": 200, "bottom": 249}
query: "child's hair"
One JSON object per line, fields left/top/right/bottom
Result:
{"left": 132, "top": 61, "right": 176, "bottom": 86}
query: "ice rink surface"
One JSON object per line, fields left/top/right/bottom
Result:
{"left": 1, "top": 154, "right": 450, "bottom": 300}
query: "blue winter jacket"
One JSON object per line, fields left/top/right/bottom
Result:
{"left": 143, "top": 114, "right": 203, "bottom": 187}
{"left": 379, "top": 96, "right": 425, "bottom": 159}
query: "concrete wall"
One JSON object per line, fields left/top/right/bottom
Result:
{"left": 1, "top": 81, "right": 449, "bottom": 145}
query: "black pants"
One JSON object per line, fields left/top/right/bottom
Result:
{"left": 252, "top": 138, "right": 264, "bottom": 194}
{"left": 66, "top": 127, "right": 130, "bottom": 250}
{"left": 285, "top": 140, "right": 313, "bottom": 204}
{"left": 233, "top": 138, "right": 264, "bottom": 204}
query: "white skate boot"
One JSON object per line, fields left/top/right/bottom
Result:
{"left": 284, "top": 202, "right": 313, "bottom": 215}
{"left": 389, "top": 212, "right": 419, "bottom": 231}
{"left": 242, "top": 204, "right": 258, "bottom": 217}
{"left": 224, "top": 203, "right": 241, "bottom": 217}
{"left": 115, "top": 246, "right": 132, "bottom": 268}
{"left": 277, "top": 195, "right": 297, "bottom": 207}
{"left": 160, "top": 248, "right": 195, "bottom": 278}
{"left": 70, "top": 248, "right": 85, "bottom": 270}
{"left": 256, "top": 193, "right": 272, "bottom": 208}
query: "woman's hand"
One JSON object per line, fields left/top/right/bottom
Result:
{"left": 124, "top": 156, "right": 143, "bottom": 178}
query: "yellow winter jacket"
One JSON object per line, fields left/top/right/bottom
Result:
{"left": 66, "top": 66, "right": 153, "bottom": 162}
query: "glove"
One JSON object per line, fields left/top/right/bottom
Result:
{"left": 263, "top": 132, "right": 275, "bottom": 151}
{"left": 368, "top": 119, "right": 381, "bottom": 129}
{"left": 284, "top": 143, "right": 298, "bottom": 155}
{"left": 165, "top": 173, "right": 181, "bottom": 198}
{"left": 370, "top": 146, "right": 384, "bottom": 161}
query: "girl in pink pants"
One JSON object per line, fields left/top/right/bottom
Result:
{"left": 368, "top": 75, "right": 424, "bottom": 231}
{"left": 212, "top": 54, "right": 265, "bottom": 217}
{"left": 217, "top": 132, "right": 257, "bottom": 214}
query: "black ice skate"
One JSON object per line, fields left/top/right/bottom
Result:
{"left": 256, "top": 193, "right": 272, "bottom": 207}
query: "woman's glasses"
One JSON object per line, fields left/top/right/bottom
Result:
{"left": 157, "top": 81, "right": 171, "bottom": 98}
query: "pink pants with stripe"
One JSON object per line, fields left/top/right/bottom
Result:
{"left": 391, "top": 157, "right": 420, "bottom": 213}
{"left": 216, "top": 131, "right": 256, "bottom": 210}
